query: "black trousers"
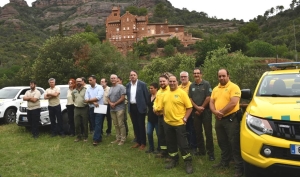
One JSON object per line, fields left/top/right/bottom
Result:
{"left": 102, "top": 104, "right": 112, "bottom": 134}
{"left": 48, "top": 104, "right": 64, "bottom": 135}
{"left": 193, "top": 109, "right": 214, "bottom": 155}
{"left": 129, "top": 104, "right": 146, "bottom": 145}
{"left": 164, "top": 122, "right": 192, "bottom": 161}
{"left": 158, "top": 116, "right": 167, "bottom": 153}
{"left": 28, "top": 108, "right": 41, "bottom": 136}
{"left": 215, "top": 113, "right": 243, "bottom": 170}
{"left": 66, "top": 104, "right": 75, "bottom": 135}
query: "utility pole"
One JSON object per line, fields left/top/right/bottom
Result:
{"left": 293, "top": 20, "right": 298, "bottom": 61}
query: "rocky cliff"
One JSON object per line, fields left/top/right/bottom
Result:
{"left": 32, "top": 0, "right": 93, "bottom": 8}
{"left": 0, "top": 0, "right": 169, "bottom": 33}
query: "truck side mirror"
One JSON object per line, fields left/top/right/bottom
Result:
{"left": 241, "top": 89, "right": 252, "bottom": 100}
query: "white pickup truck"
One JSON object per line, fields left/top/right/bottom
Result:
{"left": 0, "top": 86, "right": 45, "bottom": 124}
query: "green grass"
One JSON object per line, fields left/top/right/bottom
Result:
{"left": 0, "top": 120, "right": 235, "bottom": 177}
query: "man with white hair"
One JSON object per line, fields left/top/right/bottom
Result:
{"left": 44, "top": 78, "right": 65, "bottom": 137}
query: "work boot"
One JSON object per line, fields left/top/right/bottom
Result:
{"left": 155, "top": 152, "right": 167, "bottom": 158}
{"left": 165, "top": 159, "right": 178, "bottom": 169}
{"left": 212, "top": 162, "right": 229, "bottom": 169}
{"left": 233, "top": 168, "right": 244, "bottom": 177}
{"left": 185, "top": 161, "right": 194, "bottom": 174}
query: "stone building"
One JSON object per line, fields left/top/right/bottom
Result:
{"left": 106, "top": 6, "right": 200, "bottom": 53}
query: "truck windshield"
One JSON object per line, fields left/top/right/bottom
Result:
{"left": 0, "top": 88, "right": 20, "bottom": 99}
{"left": 257, "top": 73, "right": 300, "bottom": 97}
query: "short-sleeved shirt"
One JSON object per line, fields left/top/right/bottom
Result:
{"left": 163, "top": 88, "right": 192, "bottom": 126}
{"left": 45, "top": 86, "right": 60, "bottom": 106}
{"left": 211, "top": 81, "right": 241, "bottom": 116}
{"left": 189, "top": 79, "right": 212, "bottom": 108}
{"left": 108, "top": 84, "right": 126, "bottom": 111}
{"left": 179, "top": 81, "right": 191, "bottom": 94}
{"left": 25, "top": 89, "right": 41, "bottom": 110}
{"left": 103, "top": 86, "right": 110, "bottom": 105}
{"left": 153, "top": 85, "right": 170, "bottom": 113}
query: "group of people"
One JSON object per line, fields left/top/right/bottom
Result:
{"left": 24, "top": 68, "right": 244, "bottom": 177}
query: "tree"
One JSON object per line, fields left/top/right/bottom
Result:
{"left": 239, "top": 22, "right": 260, "bottom": 41}
{"left": 140, "top": 53, "right": 195, "bottom": 84}
{"left": 166, "top": 37, "right": 181, "bottom": 47}
{"left": 156, "top": 38, "right": 166, "bottom": 48}
{"left": 221, "top": 32, "right": 249, "bottom": 52}
{"left": 164, "top": 44, "right": 175, "bottom": 56}
{"left": 202, "top": 47, "right": 263, "bottom": 91}
{"left": 193, "top": 36, "right": 223, "bottom": 66}
{"left": 246, "top": 40, "right": 276, "bottom": 57}
{"left": 85, "top": 24, "right": 93, "bottom": 33}
{"left": 270, "top": 7, "right": 275, "bottom": 15}
{"left": 264, "top": 10, "right": 270, "bottom": 17}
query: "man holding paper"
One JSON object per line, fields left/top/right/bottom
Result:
{"left": 108, "top": 74, "right": 126, "bottom": 145}
{"left": 85, "top": 75, "right": 104, "bottom": 146}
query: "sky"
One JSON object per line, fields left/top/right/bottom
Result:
{"left": 0, "top": 0, "right": 292, "bottom": 22}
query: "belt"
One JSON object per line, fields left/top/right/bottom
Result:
{"left": 130, "top": 103, "right": 136, "bottom": 105}
{"left": 222, "top": 111, "right": 238, "bottom": 119}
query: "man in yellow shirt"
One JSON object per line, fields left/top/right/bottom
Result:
{"left": 209, "top": 69, "right": 243, "bottom": 177}
{"left": 162, "top": 75, "right": 193, "bottom": 174}
{"left": 153, "top": 75, "right": 170, "bottom": 158}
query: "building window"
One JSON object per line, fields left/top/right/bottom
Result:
{"left": 116, "top": 28, "right": 119, "bottom": 32}
{"left": 142, "top": 27, "right": 144, "bottom": 30}
{"left": 123, "top": 27, "right": 125, "bottom": 30}
{"left": 160, "top": 25, "right": 163, "bottom": 28}
{"left": 128, "top": 36, "right": 130, "bottom": 38}
{"left": 148, "top": 29, "right": 150, "bottom": 33}
{"left": 161, "top": 30, "right": 164, "bottom": 34}
{"left": 127, "top": 27, "right": 129, "bottom": 30}
{"left": 133, "top": 24, "right": 136, "bottom": 29}
{"left": 132, "top": 35, "right": 134, "bottom": 38}
{"left": 124, "top": 36, "right": 126, "bottom": 38}
{"left": 114, "top": 13, "right": 117, "bottom": 16}
{"left": 175, "top": 28, "right": 178, "bottom": 32}
{"left": 127, "top": 18, "right": 129, "bottom": 22}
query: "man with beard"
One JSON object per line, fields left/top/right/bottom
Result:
{"left": 153, "top": 74, "right": 170, "bottom": 158}
{"left": 23, "top": 81, "right": 41, "bottom": 139}
{"left": 189, "top": 68, "right": 215, "bottom": 160}
{"left": 72, "top": 77, "right": 89, "bottom": 142}
{"left": 210, "top": 69, "right": 243, "bottom": 177}
{"left": 162, "top": 75, "right": 193, "bottom": 174}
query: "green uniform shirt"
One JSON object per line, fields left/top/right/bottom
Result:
{"left": 72, "top": 87, "right": 87, "bottom": 107}
{"left": 189, "top": 79, "right": 212, "bottom": 108}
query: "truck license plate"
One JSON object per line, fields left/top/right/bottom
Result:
{"left": 290, "top": 144, "right": 300, "bottom": 155}
{"left": 22, "top": 116, "right": 28, "bottom": 122}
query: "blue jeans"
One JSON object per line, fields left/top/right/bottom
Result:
{"left": 186, "top": 115, "right": 197, "bottom": 149}
{"left": 147, "top": 121, "right": 159, "bottom": 151}
{"left": 89, "top": 108, "right": 104, "bottom": 142}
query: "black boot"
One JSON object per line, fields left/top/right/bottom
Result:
{"left": 185, "top": 161, "right": 193, "bottom": 174}
{"left": 165, "top": 159, "right": 178, "bottom": 169}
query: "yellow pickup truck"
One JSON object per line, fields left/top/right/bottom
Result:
{"left": 241, "top": 62, "right": 300, "bottom": 177}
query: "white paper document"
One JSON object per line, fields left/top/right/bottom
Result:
{"left": 93, "top": 105, "right": 107, "bottom": 114}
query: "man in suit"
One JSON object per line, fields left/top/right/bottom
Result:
{"left": 126, "top": 70, "right": 149, "bottom": 150}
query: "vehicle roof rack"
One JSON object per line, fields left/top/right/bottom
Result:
{"left": 268, "top": 62, "right": 300, "bottom": 70}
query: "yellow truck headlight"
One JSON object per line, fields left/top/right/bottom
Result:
{"left": 246, "top": 113, "right": 273, "bottom": 135}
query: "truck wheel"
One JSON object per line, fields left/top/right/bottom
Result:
{"left": 4, "top": 108, "right": 16, "bottom": 124}
{"left": 62, "top": 112, "right": 69, "bottom": 134}
{"left": 244, "top": 161, "right": 263, "bottom": 177}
